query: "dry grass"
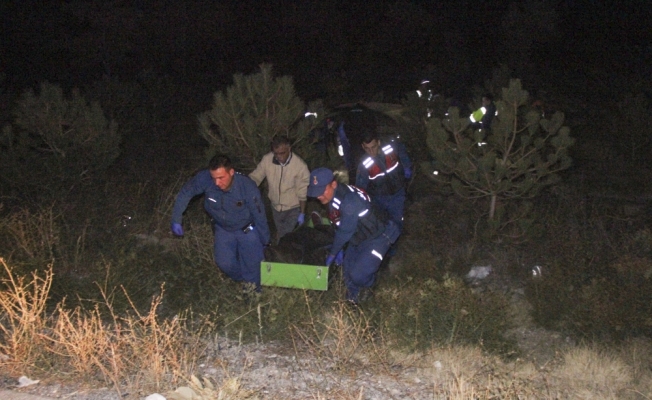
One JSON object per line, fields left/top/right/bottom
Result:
{"left": 290, "top": 294, "right": 389, "bottom": 371}
{"left": 554, "top": 345, "right": 635, "bottom": 398}
{"left": 1, "top": 255, "right": 651, "bottom": 399}
{"left": 45, "top": 287, "right": 201, "bottom": 394}
{"left": 0, "top": 206, "right": 61, "bottom": 262}
{"left": 176, "top": 219, "right": 216, "bottom": 267}
{"left": 0, "top": 257, "right": 219, "bottom": 397}
{"left": 619, "top": 338, "right": 652, "bottom": 384}
{"left": 384, "top": 343, "right": 651, "bottom": 399}
{"left": 0, "top": 258, "right": 52, "bottom": 368}
{"left": 152, "top": 173, "right": 189, "bottom": 234}
{"left": 405, "top": 345, "right": 542, "bottom": 399}
{"left": 166, "top": 375, "right": 258, "bottom": 400}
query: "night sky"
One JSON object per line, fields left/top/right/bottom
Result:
{"left": 1, "top": 0, "right": 651, "bottom": 104}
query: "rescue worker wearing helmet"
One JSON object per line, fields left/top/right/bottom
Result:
{"left": 355, "top": 132, "right": 412, "bottom": 232}
{"left": 307, "top": 167, "right": 400, "bottom": 303}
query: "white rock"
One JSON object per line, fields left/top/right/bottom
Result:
{"left": 466, "top": 266, "right": 492, "bottom": 280}
{"left": 17, "top": 376, "right": 39, "bottom": 387}
{"left": 145, "top": 394, "right": 167, "bottom": 400}
{"left": 531, "top": 265, "right": 543, "bottom": 278}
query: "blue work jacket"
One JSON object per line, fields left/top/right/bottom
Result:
{"left": 356, "top": 140, "right": 411, "bottom": 196}
{"left": 328, "top": 185, "right": 387, "bottom": 255}
{"left": 171, "top": 170, "right": 270, "bottom": 244}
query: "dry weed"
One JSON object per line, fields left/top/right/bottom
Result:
{"left": 0, "top": 257, "right": 52, "bottom": 371}
{"left": 166, "top": 375, "right": 258, "bottom": 400}
{"left": 152, "top": 173, "right": 190, "bottom": 234}
{"left": 618, "top": 337, "right": 652, "bottom": 381}
{"left": 42, "top": 285, "right": 204, "bottom": 395}
{"left": 291, "top": 297, "right": 387, "bottom": 371}
{"left": 408, "top": 345, "right": 554, "bottom": 399}
{"left": 617, "top": 338, "right": 652, "bottom": 399}
{"left": 0, "top": 258, "right": 208, "bottom": 397}
{"left": 0, "top": 206, "right": 61, "bottom": 261}
{"left": 176, "top": 220, "right": 215, "bottom": 266}
{"left": 554, "top": 345, "right": 634, "bottom": 398}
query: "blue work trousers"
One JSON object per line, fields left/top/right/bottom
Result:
{"left": 343, "top": 220, "right": 400, "bottom": 302}
{"left": 372, "top": 188, "right": 406, "bottom": 231}
{"left": 213, "top": 224, "right": 264, "bottom": 286}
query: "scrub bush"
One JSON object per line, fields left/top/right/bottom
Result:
{"left": 424, "top": 79, "right": 574, "bottom": 236}
{"left": 370, "top": 275, "right": 515, "bottom": 354}
{"left": 524, "top": 184, "right": 652, "bottom": 342}
{"left": 0, "top": 82, "right": 120, "bottom": 201}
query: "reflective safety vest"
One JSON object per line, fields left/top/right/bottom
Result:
{"left": 328, "top": 185, "right": 388, "bottom": 246}
{"left": 361, "top": 144, "right": 405, "bottom": 195}
{"left": 469, "top": 107, "right": 486, "bottom": 123}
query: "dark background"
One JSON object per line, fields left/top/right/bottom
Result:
{"left": 2, "top": 0, "right": 652, "bottom": 179}
{"left": 2, "top": 0, "right": 650, "bottom": 103}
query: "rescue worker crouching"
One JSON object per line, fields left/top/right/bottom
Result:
{"left": 170, "top": 154, "right": 271, "bottom": 290}
{"left": 307, "top": 168, "right": 400, "bottom": 304}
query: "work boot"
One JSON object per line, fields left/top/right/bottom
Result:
{"left": 240, "top": 282, "right": 261, "bottom": 304}
{"left": 358, "top": 287, "right": 374, "bottom": 303}
{"left": 345, "top": 299, "right": 361, "bottom": 313}
{"left": 378, "top": 254, "right": 392, "bottom": 273}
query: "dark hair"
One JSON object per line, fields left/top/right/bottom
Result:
{"left": 482, "top": 93, "right": 494, "bottom": 101}
{"left": 208, "top": 154, "right": 233, "bottom": 171}
{"left": 361, "top": 131, "right": 379, "bottom": 145}
{"left": 271, "top": 135, "right": 291, "bottom": 150}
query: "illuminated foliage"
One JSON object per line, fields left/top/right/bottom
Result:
{"left": 424, "top": 79, "right": 574, "bottom": 230}
{"left": 198, "top": 64, "right": 320, "bottom": 170}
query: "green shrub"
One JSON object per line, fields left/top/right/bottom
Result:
{"left": 525, "top": 189, "right": 652, "bottom": 342}
{"left": 424, "top": 79, "right": 574, "bottom": 235}
{"left": 0, "top": 82, "right": 120, "bottom": 200}
{"left": 370, "top": 275, "right": 514, "bottom": 354}
{"left": 198, "top": 63, "right": 320, "bottom": 171}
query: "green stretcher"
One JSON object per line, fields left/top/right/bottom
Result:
{"left": 260, "top": 261, "right": 329, "bottom": 291}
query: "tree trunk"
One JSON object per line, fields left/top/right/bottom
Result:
{"left": 489, "top": 194, "right": 497, "bottom": 220}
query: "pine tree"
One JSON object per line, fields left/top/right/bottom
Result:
{"left": 0, "top": 82, "right": 120, "bottom": 199}
{"left": 198, "top": 64, "right": 320, "bottom": 171}
{"left": 424, "top": 79, "right": 574, "bottom": 227}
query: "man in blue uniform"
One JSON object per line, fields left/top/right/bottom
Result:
{"left": 307, "top": 168, "right": 400, "bottom": 303}
{"left": 355, "top": 132, "right": 412, "bottom": 231}
{"left": 170, "top": 154, "right": 271, "bottom": 288}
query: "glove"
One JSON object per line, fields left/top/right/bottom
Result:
{"left": 297, "top": 213, "right": 305, "bottom": 226}
{"left": 334, "top": 250, "right": 344, "bottom": 266}
{"left": 171, "top": 223, "right": 184, "bottom": 237}
{"left": 325, "top": 254, "right": 336, "bottom": 267}
{"left": 404, "top": 166, "right": 412, "bottom": 180}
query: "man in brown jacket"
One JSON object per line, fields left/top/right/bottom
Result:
{"left": 249, "top": 136, "right": 310, "bottom": 243}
